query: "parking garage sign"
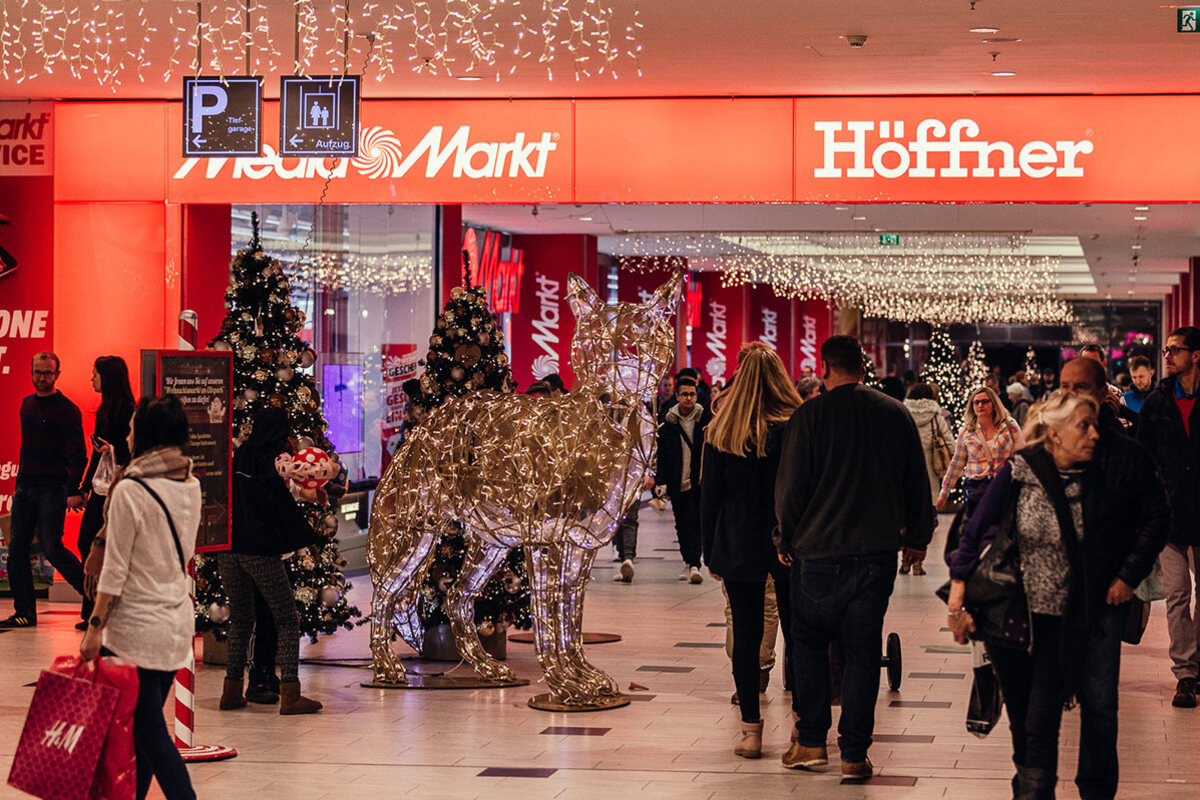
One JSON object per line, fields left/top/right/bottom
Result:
{"left": 182, "top": 77, "right": 262, "bottom": 157}
{"left": 279, "top": 76, "right": 360, "bottom": 158}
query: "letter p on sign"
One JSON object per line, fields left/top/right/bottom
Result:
{"left": 191, "top": 85, "right": 228, "bottom": 133}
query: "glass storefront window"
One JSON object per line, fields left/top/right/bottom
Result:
{"left": 231, "top": 204, "right": 436, "bottom": 482}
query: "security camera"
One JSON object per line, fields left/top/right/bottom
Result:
{"left": 846, "top": 34, "right": 868, "bottom": 47}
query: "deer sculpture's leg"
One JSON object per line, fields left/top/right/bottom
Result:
{"left": 369, "top": 571, "right": 407, "bottom": 685}
{"left": 368, "top": 517, "right": 442, "bottom": 685}
{"left": 445, "top": 535, "right": 518, "bottom": 683}
{"left": 559, "top": 545, "right": 620, "bottom": 697}
{"left": 526, "top": 543, "right": 576, "bottom": 697}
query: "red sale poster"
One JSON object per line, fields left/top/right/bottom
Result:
{"left": 380, "top": 344, "right": 420, "bottom": 472}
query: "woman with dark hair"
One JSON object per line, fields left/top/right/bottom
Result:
{"left": 79, "top": 355, "right": 136, "bottom": 628}
{"left": 218, "top": 406, "right": 323, "bottom": 715}
{"left": 701, "top": 345, "right": 802, "bottom": 759}
{"left": 79, "top": 395, "right": 198, "bottom": 800}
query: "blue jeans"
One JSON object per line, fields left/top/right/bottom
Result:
{"left": 988, "top": 605, "right": 1124, "bottom": 800}
{"left": 134, "top": 668, "right": 196, "bottom": 800}
{"left": 7, "top": 483, "right": 85, "bottom": 618}
{"left": 790, "top": 552, "right": 896, "bottom": 762}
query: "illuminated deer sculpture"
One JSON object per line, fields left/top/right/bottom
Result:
{"left": 366, "top": 272, "right": 682, "bottom": 707}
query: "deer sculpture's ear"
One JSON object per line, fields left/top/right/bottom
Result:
{"left": 649, "top": 272, "right": 685, "bottom": 317}
{"left": 567, "top": 273, "right": 602, "bottom": 320}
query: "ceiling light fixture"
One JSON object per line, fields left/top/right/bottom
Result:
{"left": 1131, "top": 244, "right": 1143, "bottom": 250}
{"left": 457, "top": 75, "right": 484, "bottom": 81}
{"left": 991, "top": 71, "right": 1016, "bottom": 77}
{"left": 852, "top": 215, "right": 867, "bottom": 221}
{"left": 1133, "top": 205, "right": 1150, "bottom": 211}
{"left": 579, "top": 216, "right": 593, "bottom": 221}
{"left": 969, "top": 26, "right": 1000, "bottom": 33}
{"left": 1133, "top": 215, "right": 1148, "bottom": 221}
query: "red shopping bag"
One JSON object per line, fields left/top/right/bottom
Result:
{"left": 7, "top": 666, "right": 119, "bottom": 800}
{"left": 50, "top": 656, "right": 139, "bottom": 800}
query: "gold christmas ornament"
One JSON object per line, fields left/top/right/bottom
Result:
{"left": 367, "top": 273, "right": 683, "bottom": 707}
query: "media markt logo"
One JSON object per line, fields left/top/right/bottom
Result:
{"left": 0, "top": 212, "right": 16, "bottom": 281}
{"left": 174, "top": 124, "right": 558, "bottom": 182}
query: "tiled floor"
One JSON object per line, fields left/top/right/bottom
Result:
{"left": 2, "top": 509, "right": 1198, "bottom": 799}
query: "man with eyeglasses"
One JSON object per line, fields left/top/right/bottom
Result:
{"left": 0, "top": 352, "right": 88, "bottom": 628}
{"left": 1137, "top": 327, "right": 1200, "bottom": 708}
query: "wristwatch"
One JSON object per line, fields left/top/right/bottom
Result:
{"left": 88, "top": 615, "right": 103, "bottom": 629}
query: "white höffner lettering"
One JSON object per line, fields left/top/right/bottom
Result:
{"left": 42, "top": 720, "right": 85, "bottom": 755}
{"left": 760, "top": 308, "right": 778, "bottom": 349}
{"left": 798, "top": 314, "right": 818, "bottom": 371}
{"left": 173, "top": 125, "right": 557, "bottom": 182}
{"left": 531, "top": 274, "right": 561, "bottom": 363}
{"left": 813, "top": 119, "right": 1093, "bottom": 179}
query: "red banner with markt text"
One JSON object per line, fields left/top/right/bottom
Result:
{"left": 380, "top": 344, "right": 420, "bottom": 473}
{"left": 0, "top": 102, "right": 55, "bottom": 517}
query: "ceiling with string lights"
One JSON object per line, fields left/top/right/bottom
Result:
{"left": 1, "top": 1, "right": 1195, "bottom": 306}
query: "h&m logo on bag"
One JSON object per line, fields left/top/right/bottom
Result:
{"left": 42, "top": 720, "right": 85, "bottom": 755}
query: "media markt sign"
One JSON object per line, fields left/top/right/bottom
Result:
{"left": 1180, "top": 8, "right": 1199, "bottom": 32}
{"left": 279, "top": 75, "right": 360, "bottom": 158}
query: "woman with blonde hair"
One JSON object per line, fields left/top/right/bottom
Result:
{"left": 945, "top": 391, "right": 1136, "bottom": 799}
{"left": 937, "top": 384, "right": 1023, "bottom": 520}
{"left": 701, "top": 344, "right": 802, "bottom": 759}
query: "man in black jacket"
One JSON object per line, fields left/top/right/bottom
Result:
{"left": 774, "top": 336, "right": 933, "bottom": 781}
{"left": 1, "top": 352, "right": 88, "bottom": 628}
{"left": 1136, "top": 327, "right": 1200, "bottom": 708}
{"left": 1058, "top": 356, "right": 1169, "bottom": 797}
{"left": 654, "top": 378, "right": 711, "bottom": 584}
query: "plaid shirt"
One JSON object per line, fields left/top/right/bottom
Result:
{"left": 937, "top": 418, "right": 1022, "bottom": 502}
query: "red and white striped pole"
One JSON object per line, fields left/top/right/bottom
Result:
{"left": 170, "top": 308, "right": 236, "bottom": 760}
{"left": 175, "top": 559, "right": 237, "bottom": 762}
{"left": 178, "top": 310, "right": 199, "bottom": 351}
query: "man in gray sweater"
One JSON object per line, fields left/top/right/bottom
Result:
{"left": 774, "top": 335, "right": 934, "bottom": 781}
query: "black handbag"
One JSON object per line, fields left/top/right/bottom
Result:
{"left": 962, "top": 488, "right": 1031, "bottom": 650}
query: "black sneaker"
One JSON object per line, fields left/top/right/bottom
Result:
{"left": 75, "top": 620, "right": 89, "bottom": 631}
{"left": 1173, "top": 677, "right": 1197, "bottom": 708}
{"left": 0, "top": 614, "right": 37, "bottom": 628}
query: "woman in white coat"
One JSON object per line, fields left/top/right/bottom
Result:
{"left": 903, "top": 382, "right": 954, "bottom": 575}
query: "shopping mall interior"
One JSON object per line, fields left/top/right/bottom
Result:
{"left": 2, "top": 2, "right": 1199, "bottom": 799}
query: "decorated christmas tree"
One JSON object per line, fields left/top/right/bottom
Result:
{"left": 861, "top": 347, "right": 882, "bottom": 389}
{"left": 410, "top": 284, "right": 531, "bottom": 637}
{"left": 966, "top": 339, "right": 989, "bottom": 397}
{"left": 921, "top": 327, "right": 966, "bottom": 428}
{"left": 195, "top": 213, "right": 362, "bottom": 642}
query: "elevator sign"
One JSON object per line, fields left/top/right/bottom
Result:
{"left": 182, "top": 77, "right": 262, "bottom": 157}
{"left": 279, "top": 75, "right": 360, "bottom": 158}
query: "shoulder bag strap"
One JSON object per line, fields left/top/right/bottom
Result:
{"left": 124, "top": 476, "right": 188, "bottom": 574}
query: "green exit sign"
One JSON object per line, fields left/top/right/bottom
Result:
{"left": 1180, "top": 9, "right": 1199, "bottom": 32}
{"left": 878, "top": 233, "right": 900, "bottom": 245}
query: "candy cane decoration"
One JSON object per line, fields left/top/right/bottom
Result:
{"left": 178, "top": 310, "right": 198, "bottom": 351}
{"left": 175, "top": 560, "right": 237, "bottom": 762}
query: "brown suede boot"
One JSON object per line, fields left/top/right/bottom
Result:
{"left": 279, "top": 681, "right": 323, "bottom": 715}
{"left": 734, "top": 720, "right": 763, "bottom": 759}
{"left": 219, "top": 678, "right": 246, "bottom": 710}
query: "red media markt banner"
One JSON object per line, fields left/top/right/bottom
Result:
{"left": 690, "top": 274, "right": 746, "bottom": 385}
{"left": 0, "top": 102, "right": 55, "bottom": 515}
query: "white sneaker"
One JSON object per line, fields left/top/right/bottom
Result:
{"left": 688, "top": 566, "right": 704, "bottom": 584}
{"left": 678, "top": 567, "right": 690, "bottom": 581}
{"left": 619, "top": 559, "right": 635, "bottom": 582}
